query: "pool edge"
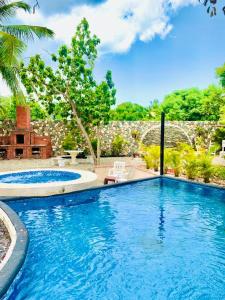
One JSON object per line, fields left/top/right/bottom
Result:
{"left": 0, "top": 201, "right": 29, "bottom": 300}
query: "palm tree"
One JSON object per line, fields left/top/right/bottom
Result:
{"left": 0, "top": 0, "right": 54, "bottom": 94}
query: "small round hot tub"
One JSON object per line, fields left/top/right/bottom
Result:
{"left": 0, "top": 170, "right": 81, "bottom": 184}
{"left": 0, "top": 169, "right": 97, "bottom": 197}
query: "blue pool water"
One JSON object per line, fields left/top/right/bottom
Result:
{"left": 0, "top": 170, "right": 81, "bottom": 184}
{"left": 5, "top": 178, "right": 225, "bottom": 300}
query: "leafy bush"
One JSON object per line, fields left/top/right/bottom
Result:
{"left": 208, "top": 144, "right": 220, "bottom": 155}
{"left": 164, "top": 148, "right": 172, "bottom": 174}
{"left": 212, "top": 166, "right": 225, "bottom": 181}
{"left": 142, "top": 145, "right": 160, "bottom": 171}
{"left": 212, "top": 128, "right": 225, "bottom": 150}
{"left": 131, "top": 129, "right": 140, "bottom": 141}
{"left": 183, "top": 153, "right": 199, "bottom": 180}
{"left": 169, "top": 150, "right": 182, "bottom": 177}
{"left": 177, "top": 142, "right": 194, "bottom": 155}
{"left": 111, "top": 135, "right": 128, "bottom": 156}
{"left": 198, "top": 155, "right": 213, "bottom": 183}
{"left": 62, "top": 133, "right": 77, "bottom": 150}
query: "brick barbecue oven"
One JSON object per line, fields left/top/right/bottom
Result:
{"left": 0, "top": 106, "right": 52, "bottom": 159}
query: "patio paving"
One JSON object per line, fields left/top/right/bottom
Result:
{"left": 0, "top": 156, "right": 155, "bottom": 186}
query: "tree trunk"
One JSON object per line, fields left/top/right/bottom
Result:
{"left": 96, "top": 126, "right": 101, "bottom": 165}
{"left": 70, "top": 101, "right": 97, "bottom": 165}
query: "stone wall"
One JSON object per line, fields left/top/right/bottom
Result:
{"left": 0, "top": 120, "right": 223, "bottom": 156}
{"left": 99, "top": 121, "right": 221, "bottom": 155}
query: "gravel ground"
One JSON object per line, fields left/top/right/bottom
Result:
{"left": 0, "top": 220, "right": 10, "bottom": 263}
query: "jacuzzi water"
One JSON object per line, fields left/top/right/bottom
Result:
{"left": 5, "top": 178, "right": 225, "bottom": 299}
{"left": 0, "top": 170, "right": 81, "bottom": 184}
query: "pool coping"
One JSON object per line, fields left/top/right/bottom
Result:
{"left": 0, "top": 201, "right": 29, "bottom": 300}
{"left": 0, "top": 175, "right": 224, "bottom": 299}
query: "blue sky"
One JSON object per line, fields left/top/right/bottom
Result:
{"left": 96, "top": 5, "right": 225, "bottom": 105}
{"left": 1, "top": 0, "right": 225, "bottom": 106}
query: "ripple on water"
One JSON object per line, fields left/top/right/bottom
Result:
{"left": 5, "top": 178, "right": 225, "bottom": 300}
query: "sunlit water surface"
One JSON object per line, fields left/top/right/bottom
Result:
{"left": 6, "top": 178, "right": 225, "bottom": 300}
{"left": 0, "top": 170, "right": 80, "bottom": 184}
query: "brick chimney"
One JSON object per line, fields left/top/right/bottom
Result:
{"left": 16, "top": 106, "right": 31, "bottom": 130}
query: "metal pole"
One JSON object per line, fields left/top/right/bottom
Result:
{"left": 160, "top": 112, "right": 165, "bottom": 176}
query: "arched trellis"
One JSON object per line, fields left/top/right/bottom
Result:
{"left": 140, "top": 124, "right": 193, "bottom": 146}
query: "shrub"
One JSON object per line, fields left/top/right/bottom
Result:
{"left": 177, "top": 142, "right": 194, "bottom": 156}
{"left": 169, "top": 150, "right": 182, "bottom": 177}
{"left": 208, "top": 144, "right": 220, "bottom": 155}
{"left": 212, "top": 166, "right": 225, "bottom": 181}
{"left": 212, "top": 127, "right": 225, "bottom": 150}
{"left": 142, "top": 145, "right": 160, "bottom": 171}
{"left": 198, "top": 155, "right": 213, "bottom": 183}
{"left": 183, "top": 154, "right": 199, "bottom": 180}
{"left": 62, "top": 133, "right": 77, "bottom": 150}
{"left": 164, "top": 148, "right": 172, "bottom": 174}
{"left": 111, "top": 135, "right": 128, "bottom": 156}
{"left": 144, "top": 154, "right": 153, "bottom": 169}
{"left": 131, "top": 129, "right": 140, "bottom": 140}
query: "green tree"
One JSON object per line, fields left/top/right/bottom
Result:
{"left": 20, "top": 18, "right": 116, "bottom": 165}
{"left": 201, "top": 85, "right": 224, "bottom": 121}
{"left": 216, "top": 63, "right": 225, "bottom": 88}
{"left": 0, "top": 96, "right": 47, "bottom": 120}
{"left": 160, "top": 86, "right": 224, "bottom": 121}
{"left": 91, "top": 73, "right": 116, "bottom": 163}
{"left": 148, "top": 99, "right": 161, "bottom": 120}
{"left": 161, "top": 88, "right": 203, "bottom": 121}
{"left": 0, "top": 0, "right": 54, "bottom": 94}
{"left": 110, "top": 102, "right": 148, "bottom": 121}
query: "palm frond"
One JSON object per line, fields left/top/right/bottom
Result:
{"left": 0, "top": 24, "right": 54, "bottom": 41}
{"left": 0, "top": 30, "right": 25, "bottom": 66}
{"left": 0, "top": 64, "right": 20, "bottom": 94}
{"left": 0, "top": 1, "right": 30, "bottom": 21}
{"left": 0, "top": 1, "right": 54, "bottom": 95}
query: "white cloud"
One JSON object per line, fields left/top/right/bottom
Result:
{"left": 17, "top": 0, "right": 197, "bottom": 54}
{"left": 2, "top": 0, "right": 197, "bottom": 96}
{"left": 170, "top": 0, "right": 197, "bottom": 9}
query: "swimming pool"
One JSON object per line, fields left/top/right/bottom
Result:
{"left": 4, "top": 177, "right": 225, "bottom": 299}
{"left": 0, "top": 170, "right": 81, "bottom": 184}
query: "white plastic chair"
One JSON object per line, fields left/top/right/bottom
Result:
{"left": 108, "top": 161, "right": 128, "bottom": 182}
{"left": 113, "top": 161, "right": 126, "bottom": 171}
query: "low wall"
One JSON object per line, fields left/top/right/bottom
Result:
{"left": 0, "top": 120, "right": 222, "bottom": 156}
